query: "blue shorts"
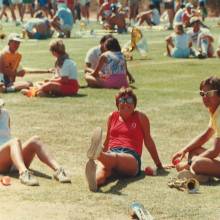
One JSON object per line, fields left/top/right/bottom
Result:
{"left": 171, "top": 48, "right": 190, "bottom": 58}
{"left": 32, "top": 32, "right": 50, "bottom": 40}
{"left": 109, "top": 147, "right": 141, "bottom": 176}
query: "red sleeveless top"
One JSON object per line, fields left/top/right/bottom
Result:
{"left": 107, "top": 111, "right": 144, "bottom": 156}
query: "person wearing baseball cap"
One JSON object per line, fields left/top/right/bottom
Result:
{"left": 187, "top": 16, "right": 214, "bottom": 59}
{"left": 0, "top": 32, "right": 32, "bottom": 93}
{"left": 182, "top": 3, "right": 194, "bottom": 27}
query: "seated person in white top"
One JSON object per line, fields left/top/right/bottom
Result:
{"left": 84, "top": 37, "right": 134, "bottom": 88}
{"left": 0, "top": 99, "right": 71, "bottom": 186}
{"left": 172, "top": 76, "right": 220, "bottom": 180}
{"left": 136, "top": 4, "right": 160, "bottom": 26}
{"left": 22, "top": 39, "right": 79, "bottom": 97}
{"left": 187, "top": 16, "right": 214, "bottom": 59}
{"left": 165, "top": 23, "right": 191, "bottom": 58}
{"left": 84, "top": 34, "right": 113, "bottom": 72}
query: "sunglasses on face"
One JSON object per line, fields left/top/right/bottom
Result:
{"left": 199, "top": 90, "right": 218, "bottom": 97}
{"left": 118, "top": 96, "right": 134, "bottom": 104}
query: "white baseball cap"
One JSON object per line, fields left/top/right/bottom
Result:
{"left": 8, "top": 33, "right": 22, "bottom": 43}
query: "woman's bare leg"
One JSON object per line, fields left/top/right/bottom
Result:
{"left": 191, "top": 157, "right": 220, "bottom": 178}
{"left": 22, "top": 136, "right": 60, "bottom": 171}
{"left": 0, "top": 138, "right": 27, "bottom": 174}
{"left": 96, "top": 152, "right": 138, "bottom": 186}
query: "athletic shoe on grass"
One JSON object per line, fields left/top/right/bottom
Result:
{"left": 87, "top": 127, "right": 103, "bottom": 160}
{"left": 85, "top": 159, "right": 97, "bottom": 192}
{"left": 19, "top": 170, "right": 39, "bottom": 186}
{"left": 54, "top": 167, "right": 71, "bottom": 183}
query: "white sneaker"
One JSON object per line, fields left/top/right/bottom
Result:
{"left": 177, "top": 170, "right": 210, "bottom": 184}
{"left": 85, "top": 159, "right": 97, "bottom": 192}
{"left": 87, "top": 127, "right": 103, "bottom": 160}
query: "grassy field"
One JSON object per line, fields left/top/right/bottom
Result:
{"left": 0, "top": 19, "right": 220, "bottom": 220}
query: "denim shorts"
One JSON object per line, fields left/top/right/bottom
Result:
{"left": 109, "top": 147, "right": 141, "bottom": 176}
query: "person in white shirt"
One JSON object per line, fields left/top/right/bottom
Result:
{"left": 187, "top": 16, "right": 214, "bottom": 59}
{"left": 136, "top": 4, "right": 160, "bottom": 26}
{"left": 84, "top": 34, "right": 113, "bottom": 71}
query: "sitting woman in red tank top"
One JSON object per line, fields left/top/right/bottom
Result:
{"left": 85, "top": 87, "right": 164, "bottom": 192}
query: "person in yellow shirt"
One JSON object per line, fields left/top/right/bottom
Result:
{"left": 0, "top": 33, "right": 32, "bottom": 93}
{"left": 172, "top": 76, "right": 220, "bottom": 179}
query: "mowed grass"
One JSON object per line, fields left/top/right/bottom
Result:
{"left": 0, "top": 19, "right": 220, "bottom": 220}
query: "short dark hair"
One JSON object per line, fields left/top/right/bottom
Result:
{"left": 200, "top": 76, "right": 220, "bottom": 96}
{"left": 100, "top": 34, "right": 113, "bottom": 44}
{"left": 115, "top": 87, "right": 137, "bottom": 108}
{"left": 104, "top": 37, "right": 121, "bottom": 52}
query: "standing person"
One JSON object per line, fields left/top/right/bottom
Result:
{"left": 23, "top": 0, "right": 34, "bottom": 18}
{"left": 22, "top": 39, "right": 79, "bottom": 97}
{"left": 125, "top": 0, "right": 139, "bottom": 25}
{"left": 172, "top": 76, "right": 220, "bottom": 180}
{"left": 0, "top": 99, "right": 71, "bottom": 186}
{"left": 11, "top": 0, "right": 23, "bottom": 23}
{"left": 151, "top": 0, "right": 161, "bottom": 14}
{"left": 0, "top": 0, "right": 18, "bottom": 25}
{"left": 163, "top": 0, "right": 175, "bottom": 30}
{"left": 198, "top": 0, "right": 207, "bottom": 21}
{"left": 84, "top": 37, "right": 134, "bottom": 89}
{"left": 165, "top": 23, "right": 191, "bottom": 58}
{"left": 0, "top": 33, "right": 32, "bottom": 93}
{"left": 85, "top": 87, "right": 164, "bottom": 192}
{"left": 51, "top": 3, "right": 73, "bottom": 38}
{"left": 187, "top": 16, "right": 214, "bottom": 58}
{"left": 80, "top": 0, "right": 90, "bottom": 23}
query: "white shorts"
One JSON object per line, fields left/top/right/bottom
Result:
{"left": 61, "top": 24, "right": 72, "bottom": 32}
{"left": 11, "top": 0, "right": 22, "bottom": 4}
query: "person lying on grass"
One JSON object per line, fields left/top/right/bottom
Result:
{"left": 0, "top": 33, "right": 33, "bottom": 93}
{"left": 85, "top": 87, "right": 164, "bottom": 192}
{"left": 172, "top": 76, "right": 220, "bottom": 181}
{"left": 0, "top": 99, "right": 71, "bottom": 186}
{"left": 84, "top": 37, "right": 134, "bottom": 89}
{"left": 21, "top": 39, "right": 79, "bottom": 97}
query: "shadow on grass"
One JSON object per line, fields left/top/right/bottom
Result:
{"left": 40, "top": 93, "right": 88, "bottom": 98}
{"left": 80, "top": 84, "right": 137, "bottom": 90}
{"left": 8, "top": 169, "right": 52, "bottom": 180}
{"left": 156, "top": 168, "right": 170, "bottom": 176}
{"left": 206, "top": 178, "right": 220, "bottom": 186}
{"left": 100, "top": 171, "right": 146, "bottom": 195}
{"left": 30, "top": 169, "right": 52, "bottom": 179}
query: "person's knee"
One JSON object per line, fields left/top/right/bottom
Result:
{"left": 10, "top": 137, "right": 21, "bottom": 146}
{"left": 29, "top": 135, "right": 42, "bottom": 149}
{"left": 191, "top": 157, "right": 203, "bottom": 174}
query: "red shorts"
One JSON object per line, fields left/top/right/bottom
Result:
{"left": 58, "top": 79, "right": 79, "bottom": 96}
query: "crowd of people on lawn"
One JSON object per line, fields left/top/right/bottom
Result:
{"left": 0, "top": 0, "right": 220, "bottom": 190}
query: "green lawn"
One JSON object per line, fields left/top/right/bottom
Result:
{"left": 0, "top": 19, "right": 220, "bottom": 220}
